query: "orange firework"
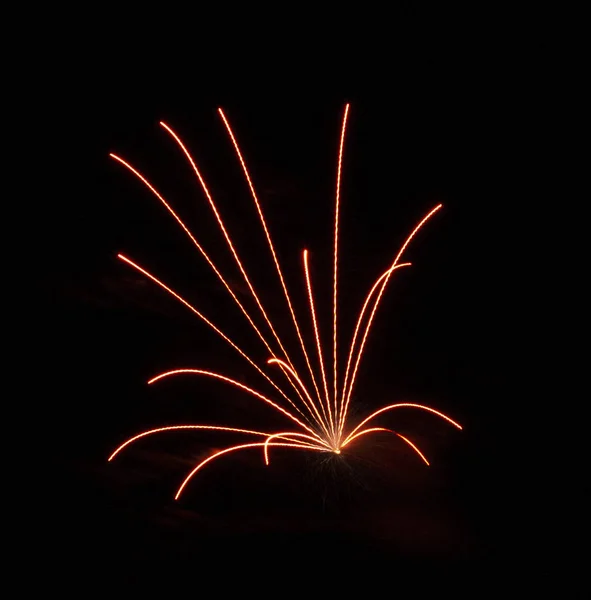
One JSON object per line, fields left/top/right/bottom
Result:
{"left": 107, "top": 104, "right": 462, "bottom": 500}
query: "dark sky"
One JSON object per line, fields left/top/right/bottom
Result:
{"left": 34, "top": 21, "right": 555, "bottom": 591}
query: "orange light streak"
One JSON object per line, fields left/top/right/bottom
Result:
{"left": 263, "top": 432, "right": 331, "bottom": 465}
{"left": 267, "top": 358, "right": 332, "bottom": 440}
{"left": 395, "top": 432, "right": 430, "bottom": 466}
{"left": 303, "top": 249, "right": 334, "bottom": 440}
{"left": 116, "top": 254, "right": 306, "bottom": 421}
{"left": 334, "top": 103, "right": 350, "bottom": 428}
{"left": 158, "top": 123, "right": 301, "bottom": 384}
{"left": 148, "top": 369, "right": 324, "bottom": 442}
{"left": 343, "top": 403, "right": 462, "bottom": 447}
{"left": 340, "top": 426, "right": 392, "bottom": 447}
{"left": 218, "top": 108, "right": 324, "bottom": 412}
{"left": 337, "top": 262, "right": 412, "bottom": 436}
{"left": 340, "top": 205, "right": 443, "bottom": 433}
{"left": 175, "top": 441, "right": 326, "bottom": 500}
{"left": 108, "top": 424, "right": 273, "bottom": 461}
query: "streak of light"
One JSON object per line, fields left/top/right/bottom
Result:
{"left": 343, "top": 403, "right": 462, "bottom": 447}
{"left": 333, "top": 103, "right": 350, "bottom": 427}
{"left": 218, "top": 108, "right": 324, "bottom": 412}
{"left": 341, "top": 426, "right": 392, "bottom": 447}
{"left": 395, "top": 432, "right": 430, "bottom": 466}
{"left": 175, "top": 441, "right": 327, "bottom": 500}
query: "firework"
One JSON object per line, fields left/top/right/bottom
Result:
{"left": 107, "top": 105, "right": 462, "bottom": 500}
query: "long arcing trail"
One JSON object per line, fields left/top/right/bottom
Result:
{"left": 218, "top": 109, "right": 324, "bottom": 413}
{"left": 333, "top": 103, "right": 350, "bottom": 431}
{"left": 339, "top": 205, "right": 443, "bottom": 437}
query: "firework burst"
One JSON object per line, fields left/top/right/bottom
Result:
{"left": 107, "top": 105, "right": 462, "bottom": 500}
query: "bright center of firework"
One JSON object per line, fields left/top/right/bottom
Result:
{"left": 333, "top": 449, "right": 341, "bottom": 454}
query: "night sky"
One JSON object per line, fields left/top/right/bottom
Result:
{"left": 36, "top": 27, "right": 551, "bottom": 591}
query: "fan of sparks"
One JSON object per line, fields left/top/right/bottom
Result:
{"left": 107, "top": 104, "right": 462, "bottom": 500}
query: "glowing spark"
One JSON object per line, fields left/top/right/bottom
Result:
{"left": 343, "top": 403, "right": 462, "bottom": 447}
{"left": 395, "top": 432, "right": 430, "bottom": 466}
{"left": 107, "top": 104, "right": 463, "bottom": 500}
{"left": 334, "top": 103, "right": 350, "bottom": 427}
{"left": 341, "top": 426, "right": 392, "bottom": 447}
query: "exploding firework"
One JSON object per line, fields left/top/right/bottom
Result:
{"left": 107, "top": 105, "right": 462, "bottom": 500}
